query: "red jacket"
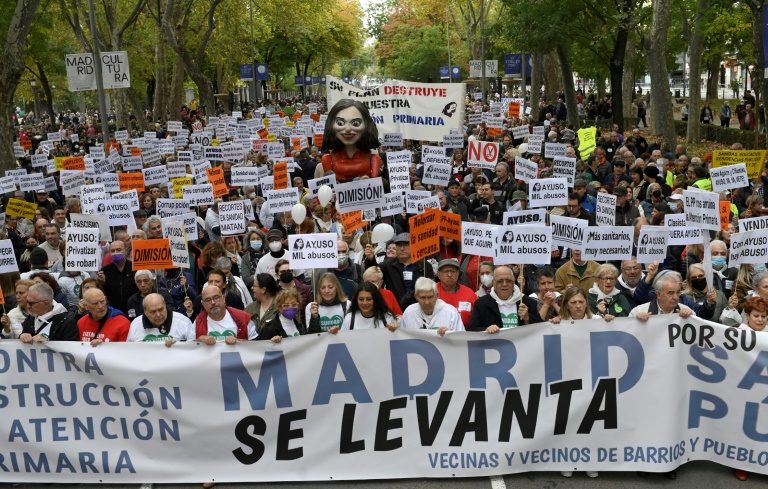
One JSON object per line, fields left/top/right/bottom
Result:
{"left": 195, "top": 306, "right": 253, "bottom": 340}
{"left": 78, "top": 307, "right": 130, "bottom": 342}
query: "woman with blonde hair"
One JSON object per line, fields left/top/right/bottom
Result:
{"left": 306, "top": 273, "right": 350, "bottom": 332}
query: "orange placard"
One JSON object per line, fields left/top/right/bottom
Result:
{"left": 313, "top": 132, "right": 323, "bottom": 148}
{"left": 132, "top": 238, "right": 175, "bottom": 270}
{"left": 720, "top": 201, "right": 731, "bottom": 231}
{"left": 105, "top": 142, "right": 121, "bottom": 153}
{"left": 257, "top": 127, "right": 269, "bottom": 139}
{"left": 293, "top": 112, "right": 302, "bottom": 121}
{"left": 206, "top": 166, "right": 228, "bottom": 198}
{"left": 439, "top": 210, "right": 462, "bottom": 242}
{"left": 273, "top": 161, "right": 289, "bottom": 190}
{"left": 275, "top": 111, "right": 285, "bottom": 118}
{"left": 339, "top": 210, "right": 365, "bottom": 233}
{"left": 118, "top": 172, "right": 146, "bottom": 192}
{"left": 130, "top": 147, "right": 142, "bottom": 157}
{"left": 0, "top": 284, "right": 5, "bottom": 305}
{"left": 62, "top": 155, "right": 86, "bottom": 171}
{"left": 508, "top": 101, "right": 521, "bottom": 118}
{"left": 409, "top": 210, "right": 440, "bottom": 263}
{"left": 310, "top": 114, "right": 321, "bottom": 123}
{"left": 487, "top": 127, "right": 502, "bottom": 137}
{"left": 19, "top": 140, "right": 32, "bottom": 151}
{"left": 291, "top": 137, "right": 304, "bottom": 151}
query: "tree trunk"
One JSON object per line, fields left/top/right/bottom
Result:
{"left": 686, "top": 0, "right": 709, "bottom": 144}
{"left": 153, "top": 38, "right": 169, "bottom": 124}
{"left": 169, "top": 53, "right": 185, "bottom": 120}
{"left": 643, "top": 0, "right": 675, "bottom": 145}
{"left": 622, "top": 35, "right": 636, "bottom": 120}
{"left": 0, "top": 0, "right": 42, "bottom": 171}
{"left": 112, "top": 89, "right": 129, "bottom": 130}
{"left": 556, "top": 44, "right": 580, "bottom": 129}
{"left": 543, "top": 52, "right": 559, "bottom": 102}
{"left": 609, "top": 24, "right": 628, "bottom": 130}
{"left": 596, "top": 77, "right": 606, "bottom": 101}
{"left": 530, "top": 52, "right": 542, "bottom": 103}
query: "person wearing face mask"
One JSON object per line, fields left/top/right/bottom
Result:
{"left": 474, "top": 262, "right": 495, "bottom": 297}
{"left": 328, "top": 240, "right": 363, "bottom": 298}
{"left": 255, "top": 229, "right": 288, "bottom": 279}
{"left": 681, "top": 264, "right": 727, "bottom": 323}
{"left": 667, "top": 193, "right": 683, "bottom": 213}
{"left": 709, "top": 240, "right": 737, "bottom": 296}
{"left": 96, "top": 240, "right": 138, "bottom": 316}
{"left": 274, "top": 259, "right": 313, "bottom": 324}
{"left": 240, "top": 229, "right": 266, "bottom": 289}
{"left": 259, "top": 289, "right": 318, "bottom": 342}
{"left": 18, "top": 236, "right": 39, "bottom": 273}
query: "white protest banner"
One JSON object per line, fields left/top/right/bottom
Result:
{"left": 44, "top": 176, "right": 58, "bottom": 193}
{"left": 122, "top": 156, "right": 143, "bottom": 172}
{"left": 549, "top": 215, "right": 587, "bottom": 251}
{"left": 287, "top": 233, "right": 337, "bottom": 269}
{"left": 155, "top": 198, "right": 190, "bottom": 220}
{"left": 98, "top": 199, "right": 134, "bottom": 226}
{"left": 729, "top": 228, "right": 768, "bottom": 267}
{"left": 636, "top": 226, "right": 669, "bottom": 264}
{"left": 527, "top": 134, "right": 544, "bottom": 154}
{"left": 142, "top": 166, "right": 169, "bottom": 187}
{"left": 308, "top": 174, "right": 336, "bottom": 198}
{"left": 665, "top": 214, "right": 703, "bottom": 246}
{"left": 266, "top": 188, "right": 300, "bottom": 214}
{"left": 496, "top": 225, "right": 552, "bottom": 265}
{"left": 4, "top": 316, "right": 768, "bottom": 483}
{"left": 218, "top": 201, "right": 246, "bottom": 236}
{"left": 683, "top": 189, "right": 720, "bottom": 232}
{"left": 467, "top": 140, "right": 499, "bottom": 170}
{"left": 595, "top": 193, "right": 616, "bottom": 226}
{"left": 582, "top": 226, "right": 633, "bottom": 261}
{"left": 18, "top": 174, "right": 45, "bottom": 192}
{"left": 380, "top": 133, "right": 403, "bottom": 147}
{"left": 0, "top": 240, "right": 18, "bottom": 273}
{"left": 544, "top": 143, "right": 568, "bottom": 159}
{"left": 514, "top": 156, "right": 538, "bottom": 183}
{"left": 404, "top": 189, "right": 432, "bottom": 214}
{"left": 260, "top": 175, "right": 274, "bottom": 194}
{"left": 231, "top": 167, "right": 262, "bottom": 187}
{"left": 443, "top": 133, "right": 464, "bottom": 148}
{"left": 94, "top": 173, "right": 120, "bottom": 193}
{"left": 380, "top": 191, "right": 404, "bottom": 217}
{"left": 335, "top": 177, "right": 384, "bottom": 213}
{"left": 68, "top": 213, "right": 112, "bottom": 242}
{"left": 163, "top": 220, "right": 190, "bottom": 268}
{"left": 31, "top": 153, "right": 49, "bottom": 168}
{"left": 739, "top": 215, "right": 768, "bottom": 233}
{"left": 326, "top": 75, "right": 464, "bottom": 141}
{"left": 161, "top": 212, "right": 198, "bottom": 242}
{"left": 503, "top": 209, "right": 546, "bottom": 226}
{"left": 461, "top": 221, "right": 497, "bottom": 256}
{"left": 5, "top": 169, "right": 26, "bottom": 184}
{"left": 89, "top": 146, "right": 105, "bottom": 161}
{"left": 167, "top": 161, "right": 187, "bottom": 179}
{"left": 421, "top": 162, "right": 452, "bottom": 187}
{"left": 552, "top": 157, "right": 577, "bottom": 187}
{"left": 0, "top": 176, "right": 16, "bottom": 195}
{"left": 529, "top": 178, "right": 568, "bottom": 208}
{"left": 79, "top": 184, "right": 106, "bottom": 213}
{"left": 710, "top": 163, "right": 749, "bottom": 193}
{"left": 64, "top": 227, "right": 101, "bottom": 271}
{"left": 112, "top": 189, "right": 140, "bottom": 211}
{"left": 511, "top": 125, "right": 530, "bottom": 139}
{"left": 182, "top": 184, "right": 214, "bottom": 207}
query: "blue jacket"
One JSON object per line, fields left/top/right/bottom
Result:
{"left": 632, "top": 278, "right": 714, "bottom": 320}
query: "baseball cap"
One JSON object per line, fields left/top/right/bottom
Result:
{"left": 393, "top": 232, "right": 410, "bottom": 243}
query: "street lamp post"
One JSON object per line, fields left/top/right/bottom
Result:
{"left": 29, "top": 78, "right": 40, "bottom": 124}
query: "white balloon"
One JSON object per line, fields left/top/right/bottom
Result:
{"left": 518, "top": 143, "right": 528, "bottom": 154}
{"left": 291, "top": 204, "right": 307, "bottom": 224}
{"left": 371, "top": 223, "right": 395, "bottom": 244}
{"left": 318, "top": 185, "right": 333, "bottom": 207}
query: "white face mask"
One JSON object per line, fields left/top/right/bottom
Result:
{"left": 269, "top": 241, "right": 283, "bottom": 253}
{"left": 338, "top": 253, "right": 349, "bottom": 266}
{"left": 480, "top": 274, "right": 494, "bottom": 287}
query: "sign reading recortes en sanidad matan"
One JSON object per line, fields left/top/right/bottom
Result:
{"left": 325, "top": 75, "right": 465, "bottom": 141}
{"left": 3, "top": 317, "right": 768, "bottom": 482}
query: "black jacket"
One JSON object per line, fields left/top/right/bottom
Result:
{"left": 126, "top": 289, "right": 175, "bottom": 321}
{"left": 101, "top": 261, "right": 139, "bottom": 315}
{"left": 380, "top": 257, "right": 434, "bottom": 310}
{"left": 21, "top": 311, "right": 79, "bottom": 341}
{"left": 258, "top": 315, "right": 317, "bottom": 340}
{"left": 467, "top": 293, "right": 542, "bottom": 332}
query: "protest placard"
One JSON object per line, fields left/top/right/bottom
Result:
{"left": 636, "top": 226, "right": 669, "bottom": 264}
{"left": 170, "top": 177, "right": 192, "bottom": 199}
{"left": 380, "top": 192, "right": 404, "bottom": 217}
{"left": 111, "top": 189, "right": 139, "bottom": 211}
{"left": 712, "top": 150, "right": 767, "bottom": 179}
{"left": 422, "top": 162, "right": 452, "bottom": 187}
{"left": 514, "top": 156, "right": 538, "bottom": 183}
{"left": 155, "top": 198, "right": 189, "bottom": 219}
{"left": 496, "top": 225, "right": 552, "bottom": 265}
{"left": 231, "top": 167, "right": 261, "bottom": 187}
{"left": 0, "top": 240, "right": 18, "bottom": 273}
{"left": 0, "top": 176, "right": 17, "bottom": 195}
{"left": 595, "top": 193, "right": 616, "bottom": 226}
{"left": 31, "top": 154, "right": 48, "bottom": 168}
{"left": 552, "top": 157, "right": 577, "bottom": 187}
{"left": 183, "top": 184, "right": 214, "bottom": 207}
{"left": 709, "top": 163, "right": 749, "bottom": 193}
{"left": 132, "top": 238, "right": 174, "bottom": 270}
{"left": 443, "top": 133, "right": 464, "bottom": 149}
{"left": 288, "top": 233, "right": 338, "bottom": 269}
{"left": 582, "top": 226, "right": 633, "bottom": 261}
{"left": 529, "top": 178, "right": 568, "bottom": 208}
{"left": 18, "top": 174, "right": 45, "bottom": 192}
{"left": 206, "top": 166, "right": 228, "bottom": 198}
{"left": 5, "top": 198, "right": 36, "bottom": 220}
{"left": 467, "top": 140, "right": 498, "bottom": 170}
{"left": 142, "top": 166, "right": 169, "bottom": 187}
{"left": 461, "top": 222, "right": 497, "bottom": 257}
{"left": 334, "top": 178, "right": 384, "bottom": 213}
{"left": 438, "top": 211, "right": 462, "bottom": 241}
{"left": 511, "top": 125, "right": 529, "bottom": 139}
{"left": 664, "top": 214, "right": 703, "bottom": 245}
{"left": 161, "top": 212, "right": 198, "bottom": 242}
{"left": 544, "top": 143, "right": 568, "bottom": 159}
{"left": 68, "top": 213, "right": 112, "bottom": 242}
{"left": 683, "top": 189, "right": 720, "bottom": 232}
{"left": 65, "top": 228, "right": 101, "bottom": 271}
{"left": 527, "top": 134, "right": 544, "bottom": 154}
{"left": 307, "top": 174, "right": 336, "bottom": 199}
{"left": 549, "top": 215, "right": 587, "bottom": 251}
{"left": 62, "top": 156, "right": 86, "bottom": 171}
{"left": 729, "top": 228, "right": 768, "bottom": 267}
{"left": 409, "top": 210, "right": 440, "bottom": 263}
{"left": 101, "top": 199, "right": 135, "bottom": 226}
{"left": 218, "top": 201, "right": 246, "bottom": 236}
{"left": 339, "top": 210, "right": 365, "bottom": 233}
{"left": 404, "top": 189, "right": 431, "bottom": 214}
{"left": 503, "top": 209, "right": 546, "bottom": 226}
{"left": 265, "top": 188, "right": 299, "bottom": 214}
{"left": 118, "top": 172, "right": 145, "bottom": 193}
{"left": 273, "top": 161, "right": 289, "bottom": 190}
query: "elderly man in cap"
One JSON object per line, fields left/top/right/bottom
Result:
{"left": 603, "top": 159, "right": 632, "bottom": 188}
{"left": 445, "top": 179, "right": 470, "bottom": 221}
{"left": 19, "top": 282, "right": 78, "bottom": 343}
{"left": 379, "top": 232, "right": 435, "bottom": 310}
{"left": 134, "top": 209, "right": 149, "bottom": 229}
{"left": 614, "top": 186, "right": 639, "bottom": 226}
{"left": 255, "top": 228, "right": 288, "bottom": 279}
{"left": 436, "top": 258, "right": 476, "bottom": 327}
{"left": 572, "top": 179, "right": 595, "bottom": 214}
{"left": 127, "top": 293, "right": 195, "bottom": 344}
{"left": 509, "top": 190, "right": 528, "bottom": 211}
{"left": 400, "top": 277, "right": 464, "bottom": 335}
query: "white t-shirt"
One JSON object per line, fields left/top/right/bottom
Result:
{"left": 205, "top": 310, "right": 239, "bottom": 341}
{"left": 127, "top": 312, "right": 196, "bottom": 342}
{"left": 400, "top": 300, "right": 465, "bottom": 332}
{"left": 499, "top": 303, "right": 519, "bottom": 328}
{"left": 304, "top": 301, "right": 350, "bottom": 332}
{"left": 340, "top": 311, "right": 396, "bottom": 331}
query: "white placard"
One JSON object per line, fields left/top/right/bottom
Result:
{"left": 683, "top": 189, "right": 720, "bottom": 232}
{"left": 114, "top": 129, "right": 129, "bottom": 140}
{"left": 266, "top": 188, "right": 300, "bottom": 214}
{"left": 0, "top": 240, "right": 18, "bottom": 273}
{"left": 94, "top": 173, "right": 120, "bottom": 193}
{"left": 710, "top": 163, "right": 749, "bottom": 193}
{"left": 264, "top": 142, "right": 285, "bottom": 159}
{"left": 467, "top": 140, "right": 499, "bottom": 170}
{"left": 0, "top": 176, "right": 17, "bottom": 195}
{"left": 665, "top": 214, "right": 703, "bottom": 245}
{"left": 93, "top": 155, "right": 115, "bottom": 174}
{"left": 31, "top": 154, "right": 49, "bottom": 168}
{"left": 122, "top": 156, "right": 143, "bottom": 172}
{"left": 503, "top": 209, "right": 545, "bottom": 226}
{"left": 182, "top": 184, "right": 214, "bottom": 207}
{"left": 164, "top": 220, "right": 190, "bottom": 269}
{"left": 79, "top": 184, "right": 106, "bottom": 213}
{"left": 334, "top": 177, "right": 384, "bottom": 213}
{"left": 404, "top": 190, "right": 431, "bottom": 214}
{"left": 18, "top": 174, "right": 45, "bottom": 192}
{"left": 512, "top": 125, "right": 530, "bottom": 139}
{"left": 308, "top": 174, "right": 336, "bottom": 198}
{"left": 218, "top": 201, "right": 246, "bottom": 236}
{"left": 64, "top": 228, "right": 101, "bottom": 271}
{"left": 155, "top": 198, "right": 190, "bottom": 219}
{"left": 111, "top": 189, "right": 140, "bottom": 211}
{"left": 287, "top": 233, "right": 338, "bottom": 269}
{"left": 102, "top": 199, "right": 135, "bottom": 226}
{"left": 68, "top": 213, "right": 112, "bottom": 242}
{"left": 443, "top": 134, "right": 464, "bottom": 149}
{"left": 161, "top": 212, "right": 198, "bottom": 242}
{"left": 552, "top": 157, "right": 577, "bottom": 187}
{"left": 89, "top": 146, "right": 105, "bottom": 161}
{"left": 595, "top": 193, "right": 617, "bottom": 226}
{"left": 260, "top": 175, "right": 274, "bottom": 194}
{"left": 496, "top": 225, "right": 552, "bottom": 265}
{"left": 729, "top": 228, "right": 768, "bottom": 267}
{"left": 380, "top": 191, "right": 404, "bottom": 217}
{"left": 461, "top": 221, "right": 497, "bottom": 257}
{"left": 193, "top": 160, "right": 211, "bottom": 184}
{"left": 419, "top": 195, "right": 441, "bottom": 213}
{"left": 514, "top": 156, "right": 538, "bottom": 183}
{"left": 549, "top": 215, "right": 587, "bottom": 251}
{"left": 5, "top": 169, "right": 26, "bottom": 184}
{"left": 582, "top": 226, "right": 634, "bottom": 261}
{"left": 167, "top": 121, "right": 183, "bottom": 132}
{"left": 544, "top": 143, "right": 568, "bottom": 159}
{"left": 421, "top": 162, "right": 452, "bottom": 187}
{"left": 387, "top": 152, "right": 412, "bottom": 192}
{"left": 167, "top": 161, "right": 187, "bottom": 179}
{"left": 527, "top": 134, "right": 544, "bottom": 154}
{"left": 529, "top": 178, "right": 568, "bottom": 208}
{"left": 231, "top": 167, "right": 261, "bottom": 187}
{"left": 636, "top": 226, "right": 669, "bottom": 264}
{"left": 60, "top": 170, "right": 86, "bottom": 196}
{"left": 142, "top": 166, "right": 169, "bottom": 187}
{"left": 380, "top": 133, "right": 403, "bottom": 147}
{"left": 739, "top": 215, "right": 768, "bottom": 233}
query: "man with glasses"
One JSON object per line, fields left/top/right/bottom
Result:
{"left": 616, "top": 257, "right": 644, "bottom": 308}
{"left": 195, "top": 286, "right": 257, "bottom": 344}
{"left": 77, "top": 288, "right": 130, "bottom": 345}
{"left": 565, "top": 194, "right": 590, "bottom": 221}
{"left": 468, "top": 265, "right": 535, "bottom": 332}
{"left": 127, "top": 293, "right": 195, "bottom": 344}
{"left": 19, "top": 283, "right": 78, "bottom": 342}
{"left": 380, "top": 233, "right": 435, "bottom": 311}
{"left": 401, "top": 277, "right": 464, "bottom": 335}
{"left": 435, "top": 259, "right": 476, "bottom": 327}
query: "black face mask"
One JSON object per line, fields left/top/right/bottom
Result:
{"left": 690, "top": 278, "right": 707, "bottom": 291}
{"left": 280, "top": 270, "right": 293, "bottom": 284}
{"left": 26, "top": 244, "right": 37, "bottom": 252}
{"left": 652, "top": 190, "right": 661, "bottom": 198}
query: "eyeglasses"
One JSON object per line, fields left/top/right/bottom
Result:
{"left": 202, "top": 295, "right": 223, "bottom": 305}
{"left": 598, "top": 277, "right": 617, "bottom": 282}
{"left": 495, "top": 279, "right": 514, "bottom": 284}
{"left": 280, "top": 303, "right": 299, "bottom": 309}
{"left": 622, "top": 266, "right": 641, "bottom": 271}
{"left": 439, "top": 269, "right": 458, "bottom": 275}
{"left": 27, "top": 299, "right": 49, "bottom": 306}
